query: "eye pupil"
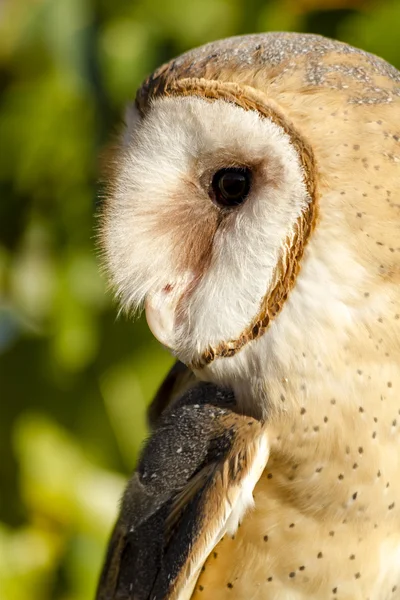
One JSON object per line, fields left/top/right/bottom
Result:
{"left": 218, "top": 172, "right": 246, "bottom": 198}
{"left": 211, "top": 167, "right": 251, "bottom": 207}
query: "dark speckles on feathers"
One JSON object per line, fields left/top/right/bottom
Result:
{"left": 138, "top": 32, "right": 400, "bottom": 114}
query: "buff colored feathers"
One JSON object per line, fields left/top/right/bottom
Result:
{"left": 99, "top": 33, "right": 400, "bottom": 599}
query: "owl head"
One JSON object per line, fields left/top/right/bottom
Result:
{"left": 101, "top": 33, "right": 400, "bottom": 410}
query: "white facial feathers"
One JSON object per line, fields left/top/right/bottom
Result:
{"left": 102, "top": 95, "right": 311, "bottom": 364}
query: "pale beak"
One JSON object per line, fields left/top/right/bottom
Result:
{"left": 144, "top": 290, "right": 177, "bottom": 350}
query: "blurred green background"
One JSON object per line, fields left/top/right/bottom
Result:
{"left": 1, "top": 0, "right": 399, "bottom": 598}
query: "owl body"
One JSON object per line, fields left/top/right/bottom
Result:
{"left": 100, "top": 33, "right": 400, "bottom": 599}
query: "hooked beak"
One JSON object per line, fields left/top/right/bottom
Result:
{"left": 144, "top": 288, "right": 178, "bottom": 350}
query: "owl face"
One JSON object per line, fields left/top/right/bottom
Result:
{"left": 102, "top": 33, "right": 400, "bottom": 411}
{"left": 102, "top": 94, "right": 312, "bottom": 371}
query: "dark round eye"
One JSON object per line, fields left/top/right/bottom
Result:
{"left": 211, "top": 167, "right": 251, "bottom": 208}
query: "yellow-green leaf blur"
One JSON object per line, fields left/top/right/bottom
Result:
{"left": 0, "top": 0, "right": 398, "bottom": 598}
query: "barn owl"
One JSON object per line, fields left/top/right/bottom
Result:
{"left": 97, "top": 32, "right": 400, "bottom": 600}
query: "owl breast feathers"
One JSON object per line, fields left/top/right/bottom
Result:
{"left": 98, "top": 33, "right": 400, "bottom": 600}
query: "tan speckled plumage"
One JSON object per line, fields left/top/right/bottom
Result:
{"left": 99, "top": 33, "right": 400, "bottom": 600}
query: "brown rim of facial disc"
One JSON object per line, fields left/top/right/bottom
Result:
{"left": 135, "top": 77, "right": 318, "bottom": 370}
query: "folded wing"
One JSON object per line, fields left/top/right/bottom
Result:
{"left": 96, "top": 382, "right": 269, "bottom": 600}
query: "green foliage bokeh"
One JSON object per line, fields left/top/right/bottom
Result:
{"left": 0, "top": 0, "right": 399, "bottom": 598}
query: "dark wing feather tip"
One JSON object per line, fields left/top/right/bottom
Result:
{"left": 96, "top": 381, "right": 267, "bottom": 600}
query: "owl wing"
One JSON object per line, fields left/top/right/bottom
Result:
{"left": 96, "top": 383, "right": 269, "bottom": 600}
{"left": 147, "top": 361, "right": 197, "bottom": 429}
